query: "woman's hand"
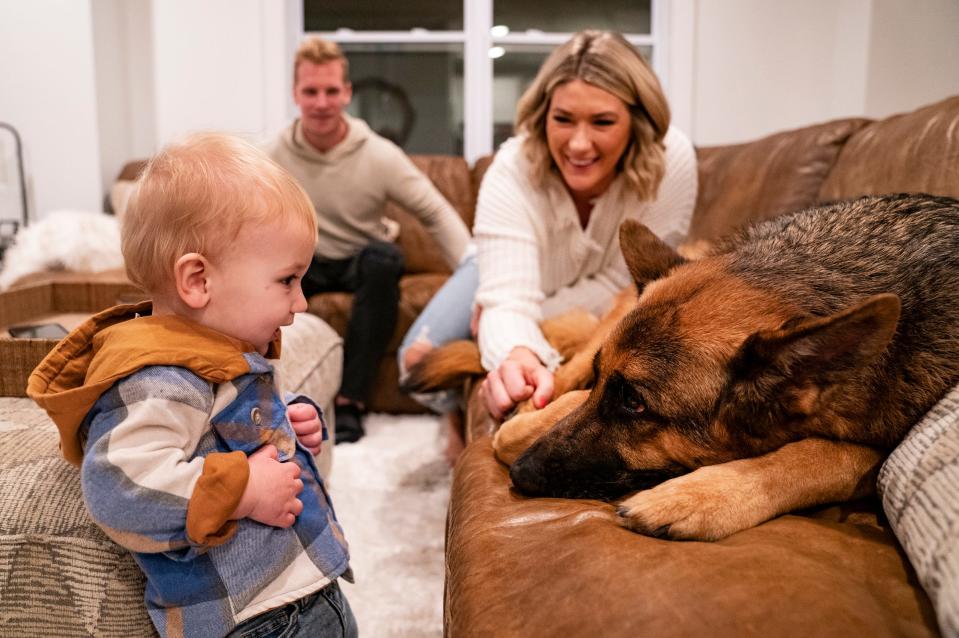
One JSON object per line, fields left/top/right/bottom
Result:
{"left": 480, "top": 346, "right": 554, "bottom": 421}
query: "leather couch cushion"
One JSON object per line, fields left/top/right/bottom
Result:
{"left": 688, "top": 118, "right": 869, "bottom": 242}
{"left": 471, "top": 154, "right": 494, "bottom": 199}
{"left": 819, "top": 96, "right": 959, "bottom": 202}
{"left": 446, "top": 438, "right": 938, "bottom": 637}
{"left": 385, "top": 155, "right": 475, "bottom": 275}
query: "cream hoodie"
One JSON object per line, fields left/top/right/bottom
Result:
{"left": 266, "top": 115, "right": 470, "bottom": 265}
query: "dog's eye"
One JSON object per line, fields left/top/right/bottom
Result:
{"left": 622, "top": 386, "right": 646, "bottom": 415}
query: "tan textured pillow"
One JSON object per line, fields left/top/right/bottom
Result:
{"left": 879, "top": 382, "right": 959, "bottom": 637}
{"left": 0, "top": 419, "right": 154, "bottom": 636}
{"left": 688, "top": 118, "right": 869, "bottom": 242}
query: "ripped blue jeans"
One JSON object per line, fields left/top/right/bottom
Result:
{"left": 397, "top": 251, "right": 479, "bottom": 414}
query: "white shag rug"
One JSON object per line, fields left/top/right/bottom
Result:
{"left": 329, "top": 412, "right": 450, "bottom": 637}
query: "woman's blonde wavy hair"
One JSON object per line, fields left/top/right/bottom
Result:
{"left": 122, "top": 132, "right": 317, "bottom": 296}
{"left": 515, "top": 30, "right": 670, "bottom": 201}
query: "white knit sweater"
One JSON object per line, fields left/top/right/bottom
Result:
{"left": 474, "top": 126, "right": 698, "bottom": 372}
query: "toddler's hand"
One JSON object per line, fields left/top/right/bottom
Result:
{"left": 288, "top": 402, "right": 323, "bottom": 456}
{"left": 233, "top": 445, "right": 303, "bottom": 528}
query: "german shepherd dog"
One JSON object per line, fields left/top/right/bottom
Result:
{"left": 406, "top": 193, "right": 959, "bottom": 540}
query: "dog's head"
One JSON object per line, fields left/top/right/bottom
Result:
{"left": 510, "top": 221, "right": 900, "bottom": 500}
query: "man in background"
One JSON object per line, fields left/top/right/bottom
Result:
{"left": 267, "top": 36, "right": 471, "bottom": 443}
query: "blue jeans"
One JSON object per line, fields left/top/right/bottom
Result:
{"left": 225, "top": 580, "right": 357, "bottom": 638}
{"left": 397, "top": 252, "right": 478, "bottom": 414}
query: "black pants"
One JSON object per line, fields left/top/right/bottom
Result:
{"left": 302, "top": 241, "right": 404, "bottom": 405}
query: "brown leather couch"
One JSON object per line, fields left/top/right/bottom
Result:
{"left": 445, "top": 96, "right": 959, "bottom": 636}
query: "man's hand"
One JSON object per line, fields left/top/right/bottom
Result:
{"left": 480, "top": 346, "right": 554, "bottom": 421}
{"left": 288, "top": 402, "right": 323, "bottom": 456}
{"left": 232, "top": 445, "right": 303, "bottom": 528}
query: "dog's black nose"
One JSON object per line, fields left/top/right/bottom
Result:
{"left": 509, "top": 453, "right": 548, "bottom": 495}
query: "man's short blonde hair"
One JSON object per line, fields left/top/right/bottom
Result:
{"left": 294, "top": 36, "right": 350, "bottom": 84}
{"left": 515, "top": 30, "right": 671, "bottom": 201}
{"left": 122, "top": 132, "right": 317, "bottom": 295}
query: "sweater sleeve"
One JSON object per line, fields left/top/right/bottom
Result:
{"left": 473, "top": 151, "right": 563, "bottom": 372}
{"left": 540, "top": 127, "right": 699, "bottom": 318}
{"left": 384, "top": 144, "right": 471, "bottom": 268}
{"left": 80, "top": 366, "right": 248, "bottom": 558}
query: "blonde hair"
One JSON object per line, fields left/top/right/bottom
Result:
{"left": 515, "top": 30, "right": 671, "bottom": 201}
{"left": 122, "top": 132, "right": 317, "bottom": 294}
{"left": 294, "top": 36, "right": 350, "bottom": 84}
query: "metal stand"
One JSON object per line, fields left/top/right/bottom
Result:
{"left": 0, "top": 122, "right": 29, "bottom": 262}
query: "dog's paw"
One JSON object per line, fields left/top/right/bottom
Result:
{"left": 493, "top": 390, "right": 589, "bottom": 466}
{"left": 492, "top": 410, "right": 545, "bottom": 466}
{"left": 616, "top": 464, "right": 772, "bottom": 541}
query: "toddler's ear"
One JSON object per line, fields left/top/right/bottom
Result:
{"left": 174, "top": 253, "right": 211, "bottom": 309}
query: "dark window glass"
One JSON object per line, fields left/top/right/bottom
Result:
{"left": 304, "top": 1, "right": 463, "bottom": 31}
{"left": 342, "top": 44, "right": 464, "bottom": 155}
{"left": 493, "top": 0, "right": 651, "bottom": 33}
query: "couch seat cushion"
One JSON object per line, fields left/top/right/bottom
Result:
{"left": 446, "top": 438, "right": 938, "bottom": 637}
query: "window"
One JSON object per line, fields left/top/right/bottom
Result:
{"left": 304, "top": 0, "right": 661, "bottom": 162}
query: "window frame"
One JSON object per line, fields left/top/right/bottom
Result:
{"left": 301, "top": 0, "right": 672, "bottom": 163}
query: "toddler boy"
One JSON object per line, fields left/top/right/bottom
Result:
{"left": 28, "top": 133, "right": 356, "bottom": 638}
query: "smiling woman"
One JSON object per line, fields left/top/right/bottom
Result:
{"left": 398, "top": 30, "right": 696, "bottom": 425}
{"left": 544, "top": 80, "right": 633, "bottom": 224}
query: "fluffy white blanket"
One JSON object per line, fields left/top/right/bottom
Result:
{"left": 0, "top": 210, "right": 123, "bottom": 290}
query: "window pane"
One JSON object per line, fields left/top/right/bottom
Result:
{"left": 492, "top": 43, "right": 652, "bottom": 150}
{"left": 341, "top": 44, "right": 464, "bottom": 155}
{"left": 493, "top": 0, "right": 651, "bottom": 34}
{"left": 304, "top": 0, "right": 462, "bottom": 31}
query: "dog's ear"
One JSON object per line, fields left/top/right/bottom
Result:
{"left": 723, "top": 294, "right": 901, "bottom": 433}
{"left": 619, "top": 220, "right": 686, "bottom": 290}
{"left": 741, "top": 293, "right": 901, "bottom": 375}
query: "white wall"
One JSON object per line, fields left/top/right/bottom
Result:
{"left": 150, "top": 0, "right": 290, "bottom": 146}
{"left": 91, "top": 0, "right": 155, "bottom": 197}
{"left": 0, "top": 0, "right": 103, "bottom": 220}
{"left": 689, "top": 0, "right": 959, "bottom": 146}
{"left": 691, "top": 0, "right": 873, "bottom": 145}
{"left": 2, "top": 0, "right": 958, "bottom": 221}
{"left": 864, "top": 0, "right": 959, "bottom": 119}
